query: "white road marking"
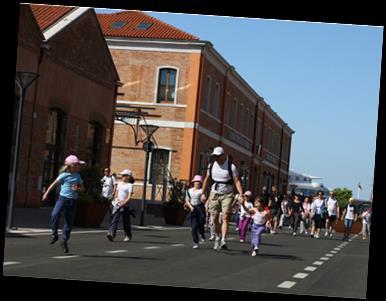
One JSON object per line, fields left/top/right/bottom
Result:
{"left": 333, "top": 248, "right": 341, "bottom": 251}
{"left": 144, "top": 246, "right": 160, "bottom": 250}
{"left": 293, "top": 273, "right": 309, "bottom": 279}
{"left": 3, "top": 261, "right": 21, "bottom": 266}
{"left": 325, "top": 254, "right": 334, "bottom": 257}
{"left": 106, "top": 250, "right": 128, "bottom": 254}
{"left": 52, "top": 255, "right": 79, "bottom": 259}
{"left": 278, "top": 281, "right": 297, "bottom": 289}
{"left": 313, "top": 261, "right": 324, "bottom": 266}
{"left": 331, "top": 250, "right": 338, "bottom": 253}
{"left": 171, "top": 244, "right": 185, "bottom": 247}
{"left": 320, "top": 257, "right": 330, "bottom": 261}
{"left": 304, "top": 266, "right": 317, "bottom": 272}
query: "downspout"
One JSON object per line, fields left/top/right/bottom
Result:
{"left": 277, "top": 124, "right": 285, "bottom": 193}
{"left": 108, "top": 82, "right": 123, "bottom": 169}
{"left": 219, "top": 65, "right": 233, "bottom": 145}
{"left": 250, "top": 98, "right": 259, "bottom": 191}
{"left": 257, "top": 103, "right": 266, "bottom": 193}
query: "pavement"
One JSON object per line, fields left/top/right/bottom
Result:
{"left": 2, "top": 208, "right": 370, "bottom": 299}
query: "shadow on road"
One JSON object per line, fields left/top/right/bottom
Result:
{"left": 5, "top": 234, "right": 35, "bottom": 239}
{"left": 81, "top": 254, "right": 164, "bottom": 261}
{"left": 143, "top": 235, "right": 171, "bottom": 239}
{"left": 215, "top": 249, "right": 301, "bottom": 260}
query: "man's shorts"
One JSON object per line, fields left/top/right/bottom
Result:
{"left": 208, "top": 191, "right": 234, "bottom": 214}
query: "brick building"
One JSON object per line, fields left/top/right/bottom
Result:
{"left": 97, "top": 10, "right": 294, "bottom": 200}
{"left": 13, "top": 4, "right": 120, "bottom": 207}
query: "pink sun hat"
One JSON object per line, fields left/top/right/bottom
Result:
{"left": 64, "top": 155, "right": 86, "bottom": 165}
{"left": 191, "top": 175, "right": 203, "bottom": 183}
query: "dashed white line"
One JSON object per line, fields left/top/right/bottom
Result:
{"left": 331, "top": 251, "right": 338, "bottom": 254}
{"left": 304, "top": 266, "right": 318, "bottom": 272}
{"left": 144, "top": 246, "right": 160, "bottom": 250}
{"left": 278, "top": 281, "right": 297, "bottom": 289}
{"left": 106, "top": 250, "right": 128, "bottom": 254}
{"left": 325, "top": 254, "right": 334, "bottom": 257}
{"left": 171, "top": 244, "right": 185, "bottom": 247}
{"left": 3, "top": 261, "right": 21, "bottom": 266}
{"left": 333, "top": 248, "right": 341, "bottom": 251}
{"left": 313, "top": 261, "right": 324, "bottom": 266}
{"left": 320, "top": 257, "right": 330, "bottom": 261}
{"left": 293, "top": 273, "right": 309, "bottom": 279}
{"left": 52, "top": 255, "right": 79, "bottom": 259}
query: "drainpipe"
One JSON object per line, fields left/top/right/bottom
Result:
{"left": 218, "top": 65, "right": 234, "bottom": 146}
{"left": 277, "top": 124, "right": 285, "bottom": 194}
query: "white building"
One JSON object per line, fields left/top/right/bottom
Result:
{"left": 288, "top": 170, "right": 330, "bottom": 196}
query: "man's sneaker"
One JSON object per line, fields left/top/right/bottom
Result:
{"left": 106, "top": 233, "right": 114, "bottom": 242}
{"left": 220, "top": 240, "right": 228, "bottom": 250}
{"left": 209, "top": 235, "right": 215, "bottom": 241}
{"left": 60, "top": 240, "right": 69, "bottom": 254}
{"left": 123, "top": 236, "right": 131, "bottom": 242}
{"left": 193, "top": 243, "right": 199, "bottom": 249}
{"left": 213, "top": 239, "right": 220, "bottom": 250}
{"left": 49, "top": 234, "right": 59, "bottom": 245}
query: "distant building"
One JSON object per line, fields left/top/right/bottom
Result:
{"left": 288, "top": 170, "right": 329, "bottom": 196}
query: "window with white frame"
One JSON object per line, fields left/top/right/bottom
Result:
{"left": 157, "top": 68, "right": 177, "bottom": 103}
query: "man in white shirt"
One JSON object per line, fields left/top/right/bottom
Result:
{"left": 101, "top": 167, "right": 118, "bottom": 201}
{"left": 201, "top": 146, "right": 244, "bottom": 251}
{"left": 325, "top": 191, "right": 340, "bottom": 237}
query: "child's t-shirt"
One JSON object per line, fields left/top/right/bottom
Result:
{"left": 187, "top": 188, "right": 203, "bottom": 206}
{"left": 252, "top": 210, "right": 267, "bottom": 225}
{"left": 57, "top": 172, "right": 83, "bottom": 199}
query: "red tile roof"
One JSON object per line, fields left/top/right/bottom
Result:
{"left": 97, "top": 11, "right": 199, "bottom": 40}
{"left": 30, "top": 4, "right": 75, "bottom": 31}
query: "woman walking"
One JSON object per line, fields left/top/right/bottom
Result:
{"left": 310, "top": 191, "right": 327, "bottom": 239}
{"left": 185, "top": 175, "right": 206, "bottom": 248}
{"left": 289, "top": 194, "right": 304, "bottom": 236}
{"left": 42, "top": 155, "right": 86, "bottom": 254}
{"left": 300, "top": 197, "right": 312, "bottom": 235}
{"left": 341, "top": 197, "right": 358, "bottom": 241}
{"left": 106, "top": 169, "right": 135, "bottom": 242}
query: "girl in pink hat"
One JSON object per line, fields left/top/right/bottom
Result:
{"left": 42, "top": 155, "right": 85, "bottom": 254}
{"left": 185, "top": 175, "right": 206, "bottom": 248}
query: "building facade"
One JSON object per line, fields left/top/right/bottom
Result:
{"left": 97, "top": 10, "right": 294, "bottom": 200}
{"left": 13, "top": 4, "right": 120, "bottom": 207}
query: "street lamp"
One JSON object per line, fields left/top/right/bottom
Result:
{"left": 139, "top": 124, "right": 159, "bottom": 226}
{"left": 7, "top": 71, "right": 39, "bottom": 231}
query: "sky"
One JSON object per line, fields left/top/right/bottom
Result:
{"left": 95, "top": 8, "right": 383, "bottom": 200}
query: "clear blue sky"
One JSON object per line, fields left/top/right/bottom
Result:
{"left": 95, "top": 8, "right": 383, "bottom": 200}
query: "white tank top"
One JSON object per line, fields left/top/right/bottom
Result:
{"left": 253, "top": 210, "right": 266, "bottom": 225}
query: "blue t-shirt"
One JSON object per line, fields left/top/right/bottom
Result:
{"left": 57, "top": 172, "right": 83, "bottom": 199}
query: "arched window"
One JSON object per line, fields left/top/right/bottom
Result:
{"left": 42, "top": 108, "right": 67, "bottom": 204}
{"left": 157, "top": 68, "right": 177, "bottom": 103}
{"left": 86, "top": 121, "right": 103, "bottom": 166}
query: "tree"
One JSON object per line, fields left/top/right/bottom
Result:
{"left": 333, "top": 188, "right": 352, "bottom": 211}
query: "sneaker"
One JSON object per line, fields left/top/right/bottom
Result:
{"left": 240, "top": 239, "right": 245, "bottom": 243}
{"left": 305, "top": 231, "right": 309, "bottom": 235}
{"left": 123, "top": 236, "right": 131, "bottom": 242}
{"left": 49, "top": 234, "right": 59, "bottom": 245}
{"left": 325, "top": 232, "right": 329, "bottom": 237}
{"left": 209, "top": 235, "right": 215, "bottom": 241}
{"left": 292, "top": 232, "right": 297, "bottom": 236}
{"left": 106, "top": 233, "right": 114, "bottom": 242}
{"left": 251, "top": 247, "right": 259, "bottom": 256}
{"left": 235, "top": 227, "right": 239, "bottom": 232}
{"left": 270, "top": 230, "right": 276, "bottom": 235}
{"left": 329, "top": 233, "right": 333, "bottom": 238}
{"left": 220, "top": 240, "right": 228, "bottom": 250}
{"left": 60, "top": 240, "right": 69, "bottom": 254}
{"left": 315, "top": 234, "right": 320, "bottom": 239}
{"left": 213, "top": 239, "right": 220, "bottom": 250}
{"left": 193, "top": 243, "right": 199, "bottom": 249}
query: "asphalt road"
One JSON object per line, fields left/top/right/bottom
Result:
{"left": 3, "top": 225, "right": 369, "bottom": 298}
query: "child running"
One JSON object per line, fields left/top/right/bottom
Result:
{"left": 241, "top": 196, "right": 270, "bottom": 256}
{"left": 106, "top": 169, "right": 135, "bottom": 242}
{"left": 42, "top": 155, "right": 86, "bottom": 254}
{"left": 185, "top": 175, "right": 206, "bottom": 248}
